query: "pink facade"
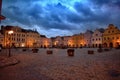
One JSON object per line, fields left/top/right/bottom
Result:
{"left": 84, "top": 30, "right": 93, "bottom": 47}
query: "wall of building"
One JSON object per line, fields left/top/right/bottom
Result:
{"left": 91, "top": 29, "right": 103, "bottom": 48}
{"left": 103, "top": 24, "right": 120, "bottom": 48}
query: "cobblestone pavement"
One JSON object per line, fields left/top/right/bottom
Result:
{"left": 0, "top": 48, "right": 120, "bottom": 80}
{"left": 0, "top": 56, "right": 19, "bottom": 68}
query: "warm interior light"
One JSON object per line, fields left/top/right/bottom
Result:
{"left": 8, "top": 30, "right": 14, "bottom": 34}
{"left": 21, "top": 43, "right": 25, "bottom": 47}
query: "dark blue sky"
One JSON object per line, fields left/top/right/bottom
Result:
{"left": 1, "top": 0, "right": 120, "bottom": 37}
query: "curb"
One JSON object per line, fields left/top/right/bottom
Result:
{"left": 0, "top": 57, "right": 20, "bottom": 68}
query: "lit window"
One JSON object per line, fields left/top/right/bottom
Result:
{"left": 112, "top": 31, "right": 114, "bottom": 33}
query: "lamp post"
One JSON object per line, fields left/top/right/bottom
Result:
{"left": 8, "top": 30, "right": 13, "bottom": 57}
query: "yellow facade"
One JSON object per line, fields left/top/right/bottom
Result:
{"left": 26, "top": 32, "right": 40, "bottom": 48}
{"left": 72, "top": 33, "right": 85, "bottom": 47}
{"left": 2, "top": 26, "right": 41, "bottom": 48}
{"left": 103, "top": 24, "right": 120, "bottom": 48}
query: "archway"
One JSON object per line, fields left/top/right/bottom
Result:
{"left": 95, "top": 44, "right": 97, "bottom": 48}
{"left": 99, "top": 44, "right": 102, "bottom": 48}
{"left": 109, "top": 42, "right": 113, "bottom": 48}
{"left": 116, "top": 42, "right": 119, "bottom": 47}
{"left": 103, "top": 43, "right": 107, "bottom": 48}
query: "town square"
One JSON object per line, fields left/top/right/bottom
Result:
{"left": 0, "top": 48, "right": 120, "bottom": 80}
{"left": 0, "top": 0, "right": 120, "bottom": 80}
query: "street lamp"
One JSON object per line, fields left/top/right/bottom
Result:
{"left": 8, "top": 30, "right": 14, "bottom": 57}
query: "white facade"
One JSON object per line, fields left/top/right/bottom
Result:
{"left": 91, "top": 29, "right": 104, "bottom": 47}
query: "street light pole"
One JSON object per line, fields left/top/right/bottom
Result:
{"left": 8, "top": 30, "right": 13, "bottom": 57}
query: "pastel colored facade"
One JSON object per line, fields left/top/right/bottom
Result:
{"left": 52, "top": 36, "right": 63, "bottom": 47}
{"left": 1, "top": 25, "right": 41, "bottom": 48}
{"left": 63, "top": 36, "right": 72, "bottom": 47}
{"left": 26, "top": 31, "right": 40, "bottom": 48}
{"left": 39, "top": 35, "right": 51, "bottom": 48}
{"left": 3, "top": 26, "right": 26, "bottom": 48}
{"left": 103, "top": 24, "right": 120, "bottom": 48}
{"left": 72, "top": 33, "right": 85, "bottom": 47}
{"left": 84, "top": 30, "right": 93, "bottom": 47}
{"left": 91, "top": 28, "right": 104, "bottom": 48}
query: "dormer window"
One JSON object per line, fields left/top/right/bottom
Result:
{"left": 96, "top": 34, "right": 98, "bottom": 36}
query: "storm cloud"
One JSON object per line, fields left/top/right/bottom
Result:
{"left": 1, "top": 0, "right": 120, "bottom": 37}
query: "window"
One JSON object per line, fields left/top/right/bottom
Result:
{"left": 108, "top": 31, "right": 110, "bottom": 33}
{"left": 117, "top": 37, "right": 119, "bottom": 39}
{"left": 96, "top": 34, "right": 98, "bottom": 36}
{"left": 96, "top": 39, "right": 97, "bottom": 41}
{"left": 99, "top": 38, "right": 101, "bottom": 41}
{"left": 108, "top": 37, "right": 109, "bottom": 40}
{"left": 112, "top": 37, "right": 114, "bottom": 40}
{"left": 104, "top": 37, "right": 106, "bottom": 40}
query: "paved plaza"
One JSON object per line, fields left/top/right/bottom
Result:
{"left": 0, "top": 48, "right": 120, "bottom": 80}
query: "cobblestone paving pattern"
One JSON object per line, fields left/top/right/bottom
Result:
{"left": 0, "top": 48, "right": 120, "bottom": 80}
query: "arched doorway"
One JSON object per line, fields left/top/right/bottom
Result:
{"left": 109, "top": 42, "right": 113, "bottom": 48}
{"left": 95, "top": 44, "right": 97, "bottom": 48}
{"left": 99, "top": 44, "right": 102, "bottom": 48}
{"left": 116, "top": 42, "right": 119, "bottom": 47}
{"left": 103, "top": 43, "right": 107, "bottom": 48}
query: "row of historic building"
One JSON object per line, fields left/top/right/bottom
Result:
{"left": 51, "top": 24, "right": 120, "bottom": 48}
{"left": 0, "top": 24, "right": 120, "bottom": 48}
{"left": 0, "top": 25, "right": 51, "bottom": 48}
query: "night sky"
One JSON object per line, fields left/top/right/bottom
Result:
{"left": 1, "top": 0, "right": 120, "bottom": 37}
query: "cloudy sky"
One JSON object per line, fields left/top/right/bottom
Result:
{"left": 1, "top": 0, "right": 120, "bottom": 37}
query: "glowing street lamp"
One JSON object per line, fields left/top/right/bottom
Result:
{"left": 8, "top": 30, "right": 14, "bottom": 57}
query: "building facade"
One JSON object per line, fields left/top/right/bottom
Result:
{"left": 103, "top": 24, "right": 120, "bottom": 48}
{"left": 91, "top": 28, "right": 104, "bottom": 48}
{"left": 1, "top": 25, "right": 41, "bottom": 48}
{"left": 72, "top": 33, "right": 85, "bottom": 48}
{"left": 84, "top": 30, "right": 93, "bottom": 47}
{"left": 0, "top": 24, "right": 120, "bottom": 48}
{"left": 51, "top": 36, "right": 64, "bottom": 48}
{"left": 0, "top": 33, "right": 4, "bottom": 47}
{"left": 62, "top": 36, "right": 72, "bottom": 47}
{"left": 39, "top": 35, "right": 51, "bottom": 48}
